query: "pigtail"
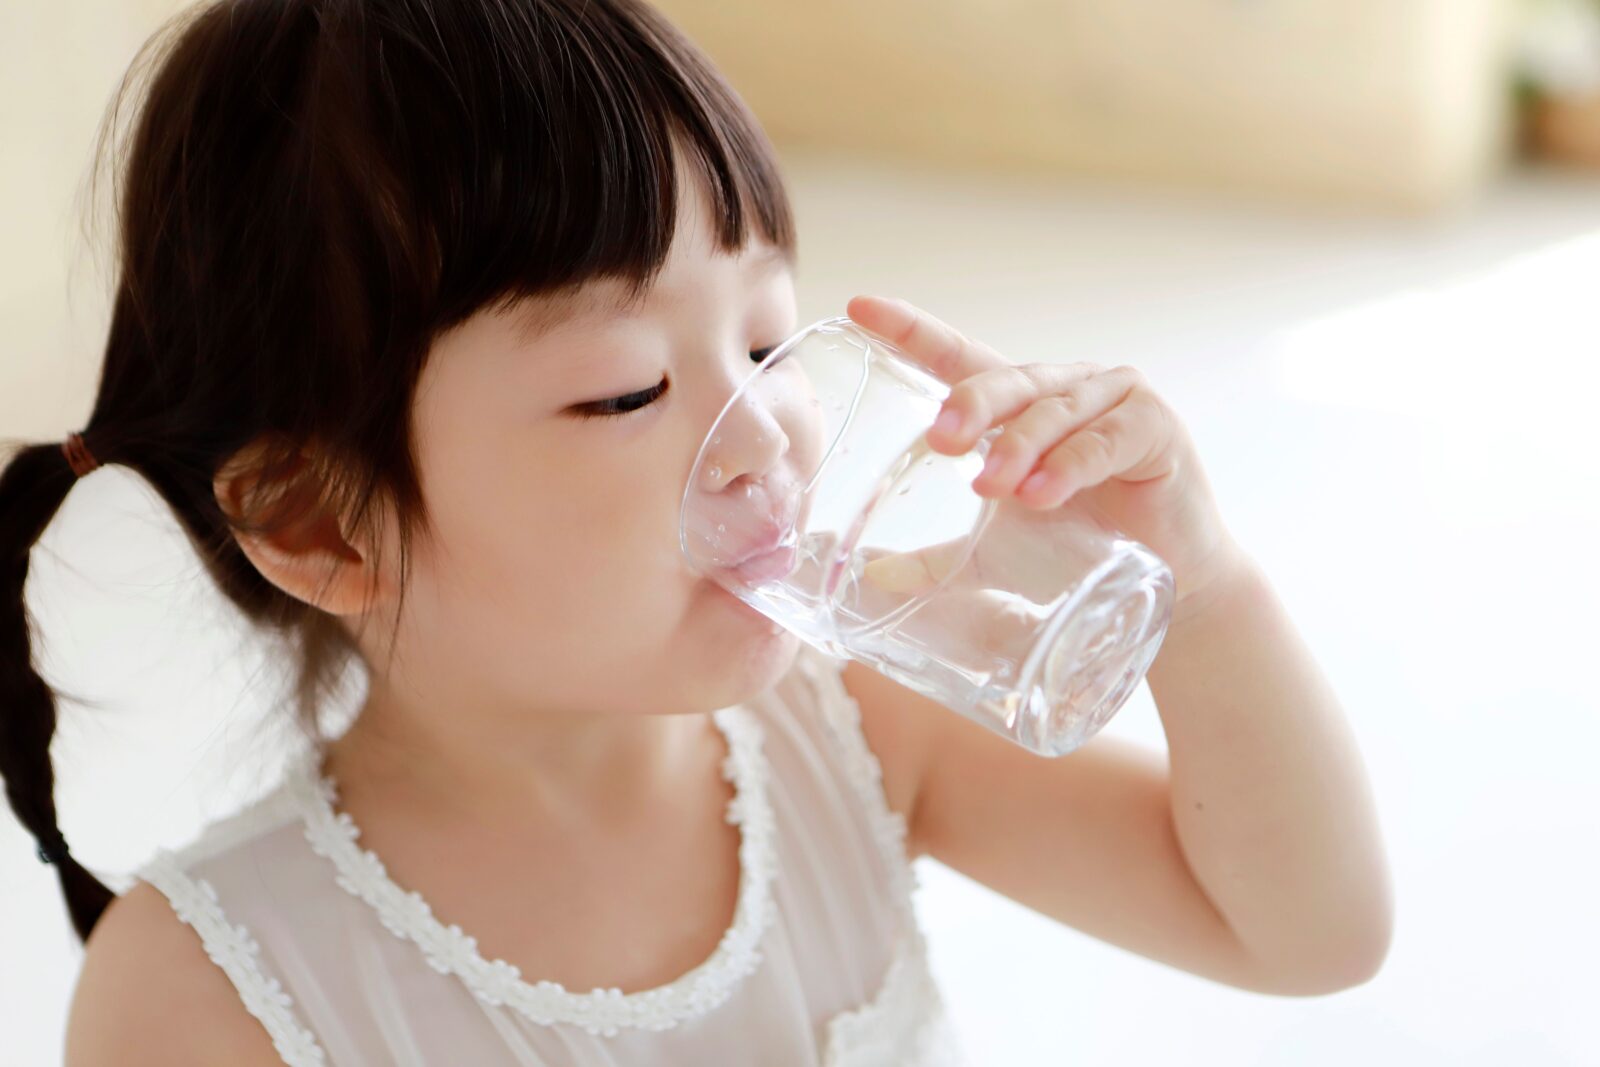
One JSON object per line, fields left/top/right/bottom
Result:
{"left": 0, "top": 440, "right": 116, "bottom": 941}
{"left": 1, "top": 0, "right": 801, "bottom": 949}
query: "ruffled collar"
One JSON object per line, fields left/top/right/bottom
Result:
{"left": 284, "top": 705, "right": 778, "bottom": 1037}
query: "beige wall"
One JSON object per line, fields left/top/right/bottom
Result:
{"left": 1, "top": 1, "right": 193, "bottom": 440}
{"left": 1, "top": 0, "right": 1518, "bottom": 439}
{"left": 655, "top": 0, "right": 1517, "bottom": 207}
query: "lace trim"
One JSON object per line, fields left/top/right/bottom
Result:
{"left": 795, "top": 644, "right": 921, "bottom": 909}
{"left": 821, "top": 931, "right": 952, "bottom": 1067}
{"left": 287, "top": 705, "right": 778, "bottom": 1038}
{"left": 136, "top": 853, "right": 328, "bottom": 1066}
{"left": 796, "top": 644, "right": 966, "bottom": 1065}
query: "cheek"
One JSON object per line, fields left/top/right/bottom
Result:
{"left": 409, "top": 343, "right": 706, "bottom": 637}
{"left": 404, "top": 484, "right": 691, "bottom": 695}
{"left": 431, "top": 441, "right": 695, "bottom": 622}
{"left": 774, "top": 365, "right": 829, "bottom": 474}
{"left": 789, "top": 404, "right": 829, "bottom": 473}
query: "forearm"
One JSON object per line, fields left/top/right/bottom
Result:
{"left": 1145, "top": 553, "right": 1394, "bottom": 988}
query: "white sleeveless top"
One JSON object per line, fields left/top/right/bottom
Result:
{"left": 132, "top": 643, "right": 970, "bottom": 1066}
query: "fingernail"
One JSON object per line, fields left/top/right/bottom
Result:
{"left": 934, "top": 408, "right": 963, "bottom": 436}
{"left": 1020, "top": 471, "right": 1052, "bottom": 495}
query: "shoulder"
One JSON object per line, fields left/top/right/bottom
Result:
{"left": 65, "top": 880, "right": 285, "bottom": 1067}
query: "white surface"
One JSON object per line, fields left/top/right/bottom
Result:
{"left": 4, "top": 157, "right": 1599, "bottom": 1065}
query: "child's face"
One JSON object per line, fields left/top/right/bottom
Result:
{"left": 384, "top": 175, "right": 810, "bottom": 717}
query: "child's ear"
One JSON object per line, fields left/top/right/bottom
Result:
{"left": 212, "top": 438, "right": 394, "bottom": 617}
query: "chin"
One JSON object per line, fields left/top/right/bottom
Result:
{"left": 694, "top": 589, "right": 803, "bottom": 700}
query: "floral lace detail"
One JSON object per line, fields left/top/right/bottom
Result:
{"left": 795, "top": 643, "right": 970, "bottom": 1067}
{"left": 136, "top": 852, "right": 328, "bottom": 1066}
{"left": 794, "top": 643, "right": 920, "bottom": 910}
{"left": 821, "top": 930, "right": 956, "bottom": 1067}
{"left": 286, "top": 705, "right": 778, "bottom": 1038}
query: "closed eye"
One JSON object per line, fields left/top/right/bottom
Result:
{"left": 570, "top": 347, "right": 779, "bottom": 420}
{"left": 571, "top": 376, "right": 670, "bottom": 420}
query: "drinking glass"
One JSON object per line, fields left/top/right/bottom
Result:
{"left": 680, "top": 315, "right": 1174, "bottom": 756}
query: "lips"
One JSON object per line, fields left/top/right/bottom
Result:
{"left": 710, "top": 486, "right": 800, "bottom": 569}
{"left": 731, "top": 541, "right": 798, "bottom": 584}
{"left": 725, "top": 519, "right": 788, "bottom": 566}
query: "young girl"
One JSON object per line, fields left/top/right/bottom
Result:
{"left": 4, "top": 1, "right": 1392, "bottom": 1063}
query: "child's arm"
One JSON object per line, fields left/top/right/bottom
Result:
{"left": 1143, "top": 552, "right": 1393, "bottom": 987}
{"left": 841, "top": 294, "right": 1393, "bottom": 995}
{"left": 851, "top": 547, "right": 1388, "bottom": 998}
{"left": 848, "top": 553, "right": 1393, "bottom": 995}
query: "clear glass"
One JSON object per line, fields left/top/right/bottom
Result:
{"left": 680, "top": 315, "right": 1174, "bottom": 757}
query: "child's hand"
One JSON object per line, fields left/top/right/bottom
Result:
{"left": 845, "top": 295, "right": 1249, "bottom": 625}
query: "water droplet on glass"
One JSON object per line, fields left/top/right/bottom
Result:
{"left": 716, "top": 523, "right": 726, "bottom": 533}
{"left": 895, "top": 485, "right": 911, "bottom": 495}
{"left": 712, "top": 435, "right": 721, "bottom": 445}
{"left": 922, "top": 457, "right": 933, "bottom": 466}
{"left": 708, "top": 464, "right": 722, "bottom": 480}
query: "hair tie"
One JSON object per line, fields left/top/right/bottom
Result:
{"left": 36, "top": 828, "right": 70, "bottom": 865}
{"left": 61, "top": 432, "right": 99, "bottom": 478}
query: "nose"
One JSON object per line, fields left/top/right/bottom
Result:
{"left": 698, "top": 383, "right": 791, "bottom": 495}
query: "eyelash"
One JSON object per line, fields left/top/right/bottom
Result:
{"left": 573, "top": 346, "right": 779, "bottom": 420}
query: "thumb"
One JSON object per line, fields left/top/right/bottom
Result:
{"left": 860, "top": 539, "right": 971, "bottom": 596}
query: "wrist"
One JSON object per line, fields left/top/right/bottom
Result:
{"left": 1168, "top": 540, "right": 1259, "bottom": 634}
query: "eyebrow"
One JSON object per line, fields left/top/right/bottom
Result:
{"left": 506, "top": 244, "right": 795, "bottom": 345}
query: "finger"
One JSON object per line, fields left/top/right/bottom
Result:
{"left": 917, "top": 360, "right": 1109, "bottom": 455}
{"left": 970, "top": 366, "right": 1141, "bottom": 496}
{"left": 855, "top": 505, "right": 1095, "bottom": 617}
{"left": 858, "top": 579, "right": 1045, "bottom": 664}
{"left": 845, "top": 295, "right": 1009, "bottom": 389}
{"left": 860, "top": 537, "right": 970, "bottom": 596}
{"left": 1017, "top": 391, "right": 1165, "bottom": 509}
{"left": 846, "top": 296, "right": 1113, "bottom": 456}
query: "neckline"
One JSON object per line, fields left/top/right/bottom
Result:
{"left": 284, "top": 704, "right": 778, "bottom": 1037}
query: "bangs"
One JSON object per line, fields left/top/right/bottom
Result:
{"left": 309, "top": 0, "right": 797, "bottom": 337}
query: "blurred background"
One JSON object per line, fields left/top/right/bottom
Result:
{"left": 4, "top": 0, "right": 1598, "bottom": 1063}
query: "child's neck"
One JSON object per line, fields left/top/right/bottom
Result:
{"left": 320, "top": 677, "right": 723, "bottom": 832}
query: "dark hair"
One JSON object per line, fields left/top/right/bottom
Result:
{"left": 0, "top": 0, "right": 796, "bottom": 943}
